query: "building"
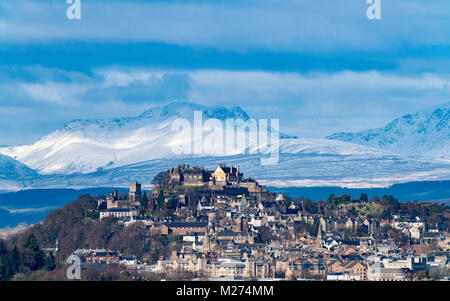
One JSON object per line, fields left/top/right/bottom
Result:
{"left": 99, "top": 185, "right": 141, "bottom": 209}
{"left": 102, "top": 190, "right": 131, "bottom": 209}
{"left": 198, "top": 195, "right": 214, "bottom": 211}
{"left": 327, "top": 261, "right": 367, "bottom": 280}
{"left": 100, "top": 208, "right": 138, "bottom": 220}
{"left": 165, "top": 164, "right": 210, "bottom": 186}
{"left": 128, "top": 180, "right": 142, "bottom": 203}
{"left": 367, "top": 262, "right": 406, "bottom": 281}
{"left": 210, "top": 165, "right": 242, "bottom": 185}
{"left": 149, "top": 222, "right": 208, "bottom": 236}
{"left": 86, "top": 251, "right": 120, "bottom": 264}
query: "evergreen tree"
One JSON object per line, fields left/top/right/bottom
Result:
{"left": 45, "top": 252, "right": 56, "bottom": 271}
{"left": 22, "top": 234, "right": 45, "bottom": 271}
{"left": 360, "top": 193, "right": 368, "bottom": 202}
{"left": 157, "top": 192, "right": 165, "bottom": 210}
{"left": 140, "top": 191, "right": 148, "bottom": 209}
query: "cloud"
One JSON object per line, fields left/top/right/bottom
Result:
{"left": 19, "top": 82, "right": 86, "bottom": 105}
{"left": 1, "top": 0, "right": 450, "bottom": 54}
{"left": 87, "top": 70, "right": 192, "bottom": 103}
{"left": 1, "top": 65, "right": 449, "bottom": 146}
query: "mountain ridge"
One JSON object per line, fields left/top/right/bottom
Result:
{"left": 0, "top": 102, "right": 280, "bottom": 175}
{"left": 327, "top": 102, "right": 450, "bottom": 157}
{"left": 0, "top": 101, "right": 449, "bottom": 190}
{"left": 63, "top": 101, "right": 250, "bottom": 132}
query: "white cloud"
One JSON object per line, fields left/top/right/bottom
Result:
{"left": 20, "top": 83, "right": 87, "bottom": 105}
{"left": 1, "top": 0, "right": 449, "bottom": 52}
{"left": 2, "top": 66, "right": 450, "bottom": 145}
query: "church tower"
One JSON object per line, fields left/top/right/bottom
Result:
{"left": 129, "top": 180, "right": 142, "bottom": 203}
{"left": 316, "top": 223, "right": 323, "bottom": 248}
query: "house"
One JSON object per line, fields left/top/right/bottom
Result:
{"left": 198, "top": 196, "right": 214, "bottom": 211}
{"left": 409, "top": 226, "right": 421, "bottom": 240}
{"left": 319, "top": 216, "right": 330, "bottom": 233}
{"left": 323, "top": 237, "right": 339, "bottom": 251}
{"left": 99, "top": 208, "right": 138, "bottom": 220}
{"left": 86, "top": 251, "right": 120, "bottom": 265}
{"left": 119, "top": 256, "right": 138, "bottom": 266}
{"left": 345, "top": 218, "right": 354, "bottom": 231}
{"left": 150, "top": 222, "right": 208, "bottom": 236}
{"left": 149, "top": 223, "right": 170, "bottom": 235}
{"left": 327, "top": 261, "right": 367, "bottom": 280}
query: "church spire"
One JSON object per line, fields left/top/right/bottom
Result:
{"left": 316, "top": 223, "right": 323, "bottom": 248}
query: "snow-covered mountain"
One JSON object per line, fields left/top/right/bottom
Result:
{"left": 0, "top": 154, "right": 36, "bottom": 180}
{"left": 20, "top": 147, "right": 450, "bottom": 190}
{"left": 0, "top": 102, "right": 288, "bottom": 175}
{"left": 0, "top": 154, "right": 36, "bottom": 191}
{"left": 1, "top": 101, "right": 450, "bottom": 190}
{"left": 327, "top": 102, "right": 450, "bottom": 157}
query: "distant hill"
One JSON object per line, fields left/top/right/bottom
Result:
{"left": 0, "top": 102, "right": 258, "bottom": 175}
{"left": 0, "top": 102, "right": 449, "bottom": 190}
{"left": 0, "top": 187, "right": 128, "bottom": 228}
{"left": 327, "top": 102, "right": 450, "bottom": 157}
{"left": 270, "top": 180, "right": 450, "bottom": 204}
{"left": 0, "top": 153, "right": 36, "bottom": 180}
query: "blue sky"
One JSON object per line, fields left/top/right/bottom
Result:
{"left": 0, "top": 0, "right": 449, "bottom": 145}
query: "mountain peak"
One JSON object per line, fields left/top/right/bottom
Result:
{"left": 327, "top": 102, "right": 450, "bottom": 157}
{"left": 64, "top": 102, "right": 250, "bottom": 132}
{"left": 138, "top": 101, "right": 250, "bottom": 121}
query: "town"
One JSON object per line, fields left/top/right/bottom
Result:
{"left": 1, "top": 164, "right": 449, "bottom": 281}
{"left": 79, "top": 164, "right": 450, "bottom": 280}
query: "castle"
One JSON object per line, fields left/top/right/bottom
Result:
{"left": 98, "top": 180, "right": 142, "bottom": 209}
{"left": 166, "top": 164, "right": 242, "bottom": 187}
{"left": 163, "top": 164, "right": 274, "bottom": 200}
{"left": 98, "top": 164, "right": 275, "bottom": 214}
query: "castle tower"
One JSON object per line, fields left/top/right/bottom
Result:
{"left": 129, "top": 180, "right": 142, "bottom": 203}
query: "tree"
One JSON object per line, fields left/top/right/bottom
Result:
{"left": 380, "top": 195, "right": 399, "bottom": 211}
{"left": 302, "top": 199, "right": 318, "bottom": 214}
{"left": 360, "top": 193, "right": 368, "bottom": 202}
{"left": 22, "top": 234, "right": 45, "bottom": 271}
{"left": 348, "top": 206, "right": 358, "bottom": 217}
{"left": 0, "top": 241, "right": 20, "bottom": 281}
{"left": 45, "top": 252, "right": 56, "bottom": 271}
{"left": 327, "top": 194, "right": 351, "bottom": 206}
{"left": 369, "top": 195, "right": 380, "bottom": 203}
{"left": 140, "top": 191, "right": 148, "bottom": 209}
{"left": 257, "top": 226, "right": 275, "bottom": 243}
{"left": 166, "top": 197, "right": 179, "bottom": 210}
{"left": 157, "top": 192, "right": 165, "bottom": 210}
{"left": 381, "top": 210, "right": 391, "bottom": 220}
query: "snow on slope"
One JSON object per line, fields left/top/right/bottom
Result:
{"left": 327, "top": 102, "right": 450, "bottom": 157}
{"left": 0, "top": 154, "right": 36, "bottom": 180}
{"left": 21, "top": 151, "right": 450, "bottom": 189}
{"left": 1, "top": 101, "right": 450, "bottom": 190}
{"left": 0, "top": 101, "right": 359, "bottom": 176}
{"left": 0, "top": 154, "right": 36, "bottom": 191}
{"left": 0, "top": 102, "right": 255, "bottom": 175}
